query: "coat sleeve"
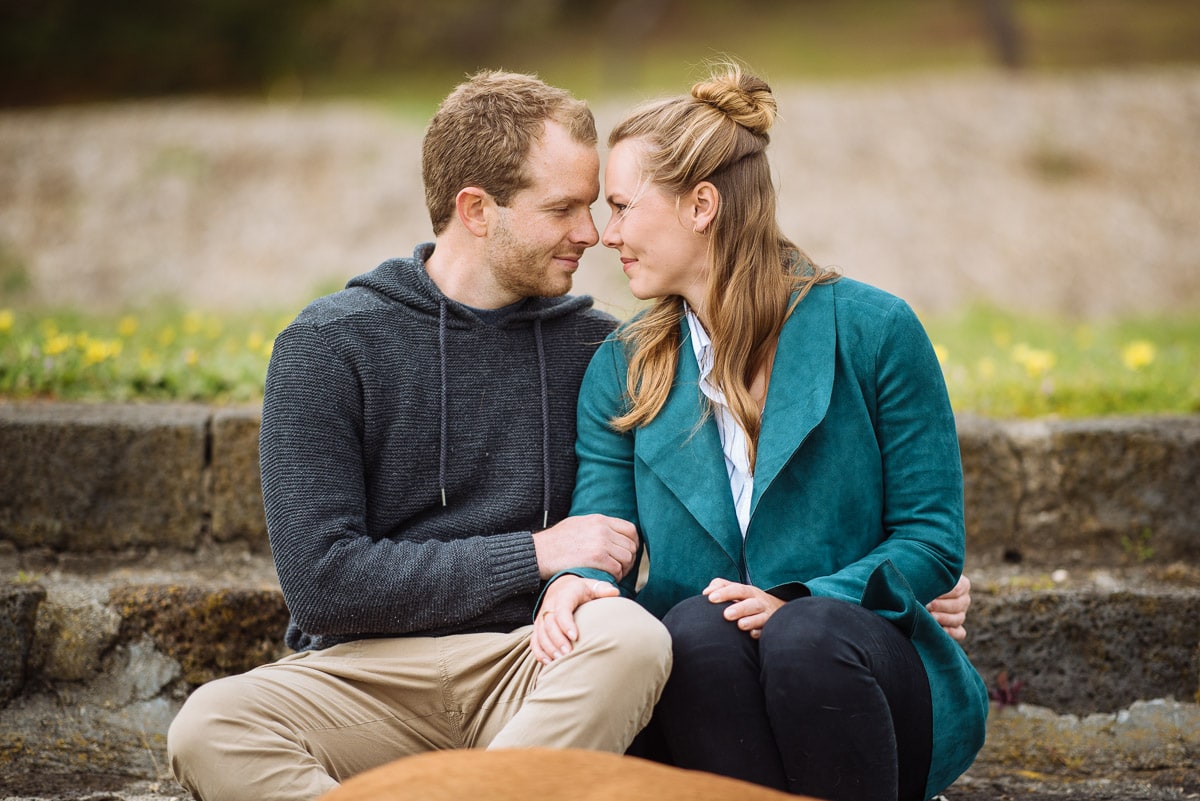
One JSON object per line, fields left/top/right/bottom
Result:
{"left": 556, "top": 336, "right": 643, "bottom": 598}
{"left": 802, "top": 298, "right": 964, "bottom": 605}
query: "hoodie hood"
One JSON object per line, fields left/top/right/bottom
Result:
{"left": 346, "top": 243, "right": 597, "bottom": 329}
{"left": 345, "top": 242, "right": 599, "bottom": 527}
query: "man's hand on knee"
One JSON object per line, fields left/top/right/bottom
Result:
{"left": 926, "top": 573, "right": 971, "bottom": 641}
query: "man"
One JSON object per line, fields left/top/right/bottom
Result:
{"left": 167, "top": 71, "right": 672, "bottom": 801}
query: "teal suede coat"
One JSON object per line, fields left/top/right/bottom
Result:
{"left": 569, "top": 277, "right": 988, "bottom": 800}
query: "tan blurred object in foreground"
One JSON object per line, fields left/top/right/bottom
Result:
{"left": 316, "top": 748, "right": 814, "bottom": 801}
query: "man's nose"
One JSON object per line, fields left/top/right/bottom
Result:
{"left": 573, "top": 210, "right": 599, "bottom": 247}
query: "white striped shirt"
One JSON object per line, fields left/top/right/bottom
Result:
{"left": 685, "top": 308, "right": 754, "bottom": 538}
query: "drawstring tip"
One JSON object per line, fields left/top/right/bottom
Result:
{"left": 441, "top": 488, "right": 447, "bottom": 507}
{"left": 543, "top": 510, "right": 548, "bottom": 529}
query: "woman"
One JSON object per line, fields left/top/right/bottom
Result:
{"left": 534, "top": 66, "right": 988, "bottom": 801}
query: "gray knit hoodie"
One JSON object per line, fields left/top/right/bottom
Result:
{"left": 260, "top": 243, "right": 617, "bottom": 651}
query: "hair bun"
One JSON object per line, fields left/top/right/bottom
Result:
{"left": 691, "top": 67, "right": 776, "bottom": 136}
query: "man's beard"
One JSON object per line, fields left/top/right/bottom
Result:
{"left": 489, "top": 217, "right": 574, "bottom": 300}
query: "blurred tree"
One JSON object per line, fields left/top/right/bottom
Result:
{"left": 981, "top": 0, "right": 1024, "bottom": 69}
{"left": 0, "top": 0, "right": 321, "bottom": 104}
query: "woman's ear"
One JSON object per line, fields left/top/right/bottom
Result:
{"left": 455, "top": 187, "right": 492, "bottom": 237}
{"left": 690, "top": 181, "right": 719, "bottom": 234}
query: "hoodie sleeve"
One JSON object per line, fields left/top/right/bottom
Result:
{"left": 260, "top": 321, "right": 541, "bottom": 641}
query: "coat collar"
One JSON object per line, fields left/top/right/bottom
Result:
{"left": 635, "top": 283, "right": 837, "bottom": 565}
{"left": 752, "top": 282, "right": 836, "bottom": 511}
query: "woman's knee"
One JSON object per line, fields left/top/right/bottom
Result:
{"left": 662, "top": 594, "right": 738, "bottom": 644}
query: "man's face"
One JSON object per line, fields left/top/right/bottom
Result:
{"left": 487, "top": 121, "right": 600, "bottom": 301}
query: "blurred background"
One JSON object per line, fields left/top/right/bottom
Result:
{"left": 1, "top": 0, "right": 1198, "bottom": 322}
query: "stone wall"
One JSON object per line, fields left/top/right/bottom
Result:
{"left": 2, "top": 402, "right": 1197, "bottom": 566}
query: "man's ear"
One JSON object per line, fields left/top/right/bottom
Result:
{"left": 455, "top": 187, "right": 492, "bottom": 237}
{"left": 689, "top": 181, "right": 719, "bottom": 234}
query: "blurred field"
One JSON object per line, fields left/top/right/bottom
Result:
{"left": 1, "top": 68, "right": 1196, "bottom": 322}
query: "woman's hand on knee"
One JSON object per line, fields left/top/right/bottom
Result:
{"left": 702, "top": 578, "right": 785, "bottom": 639}
{"left": 531, "top": 575, "right": 619, "bottom": 664}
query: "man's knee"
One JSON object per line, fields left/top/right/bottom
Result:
{"left": 168, "top": 674, "right": 262, "bottom": 785}
{"left": 573, "top": 597, "right": 672, "bottom": 678}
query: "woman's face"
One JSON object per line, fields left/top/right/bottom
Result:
{"left": 601, "top": 139, "right": 709, "bottom": 307}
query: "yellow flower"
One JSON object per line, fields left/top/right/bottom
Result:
{"left": 44, "top": 334, "right": 72, "bottom": 356}
{"left": 0, "top": 309, "right": 13, "bottom": 333}
{"left": 158, "top": 327, "right": 177, "bottom": 347}
{"left": 246, "top": 331, "right": 265, "bottom": 352}
{"left": 1011, "top": 343, "right": 1055, "bottom": 378}
{"left": 183, "top": 311, "right": 203, "bottom": 336}
{"left": 83, "top": 339, "right": 121, "bottom": 366}
{"left": 1121, "top": 340, "right": 1156, "bottom": 371}
{"left": 117, "top": 315, "right": 139, "bottom": 337}
{"left": 991, "top": 326, "right": 1012, "bottom": 349}
{"left": 184, "top": 348, "right": 199, "bottom": 366}
{"left": 976, "top": 357, "right": 996, "bottom": 380}
{"left": 933, "top": 344, "right": 948, "bottom": 364}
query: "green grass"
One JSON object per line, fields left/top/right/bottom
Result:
{"left": 923, "top": 305, "right": 1200, "bottom": 418}
{"left": 0, "top": 306, "right": 290, "bottom": 405}
{"left": 1, "top": 304, "right": 1196, "bottom": 417}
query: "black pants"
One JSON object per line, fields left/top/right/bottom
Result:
{"left": 630, "top": 595, "right": 933, "bottom": 801}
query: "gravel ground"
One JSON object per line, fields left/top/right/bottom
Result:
{"left": 2, "top": 766, "right": 1198, "bottom": 801}
{"left": 1, "top": 68, "right": 1198, "bottom": 320}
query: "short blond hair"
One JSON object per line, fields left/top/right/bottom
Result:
{"left": 421, "top": 70, "right": 596, "bottom": 235}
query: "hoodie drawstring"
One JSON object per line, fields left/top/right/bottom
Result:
{"left": 534, "top": 318, "right": 551, "bottom": 529}
{"left": 438, "top": 299, "right": 448, "bottom": 506}
{"left": 435, "top": 301, "right": 553, "bottom": 528}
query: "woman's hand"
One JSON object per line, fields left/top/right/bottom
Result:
{"left": 531, "top": 574, "right": 620, "bottom": 665}
{"left": 926, "top": 574, "right": 971, "bottom": 642}
{"left": 703, "top": 578, "right": 785, "bottom": 639}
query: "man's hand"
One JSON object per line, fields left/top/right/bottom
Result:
{"left": 927, "top": 574, "right": 971, "bottom": 641}
{"left": 531, "top": 574, "right": 619, "bottom": 664}
{"left": 532, "top": 514, "right": 637, "bottom": 580}
{"left": 703, "top": 578, "right": 785, "bottom": 639}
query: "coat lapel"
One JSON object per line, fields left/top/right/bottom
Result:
{"left": 751, "top": 284, "right": 837, "bottom": 514}
{"left": 636, "top": 322, "right": 744, "bottom": 569}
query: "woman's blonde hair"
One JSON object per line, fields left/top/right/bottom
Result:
{"left": 609, "top": 64, "right": 836, "bottom": 468}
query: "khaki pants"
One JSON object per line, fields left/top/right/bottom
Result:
{"left": 168, "top": 597, "right": 671, "bottom": 801}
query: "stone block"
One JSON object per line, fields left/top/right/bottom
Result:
{"left": 964, "top": 588, "right": 1200, "bottom": 715}
{"left": 975, "top": 699, "right": 1200, "bottom": 775}
{"left": 957, "top": 414, "right": 1022, "bottom": 563}
{"left": 0, "top": 582, "right": 44, "bottom": 705}
{"left": 34, "top": 585, "right": 122, "bottom": 682}
{"left": 109, "top": 583, "right": 290, "bottom": 685}
{"left": 0, "top": 402, "right": 209, "bottom": 550}
{"left": 959, "top": 415, "right": 1200, "bottom": 567}
{"left": 209, "top": 407, "right": 267, "bottom": 551}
